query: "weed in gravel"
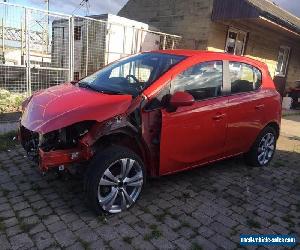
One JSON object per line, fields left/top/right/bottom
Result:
{"left": 19, "top": 221, "right": 36, "bottom": 233}
{"left": 0, "top": 131, "right": 18, "bottom": 151}
{"left": 1, "top": 188, "right": 9, "bottom": 197}
{"left": 267, "top": 218, "right": 279, "bottom": 225}
{"left": 144, "top": 224, "right": 162, "bottom": 240}
{"left": 246, "top": 219, "right": 261, "bottom": 229}
{"left": 0, "top": 218, "right": 5, "bottom": 232}
{"left": 97, "top": 214, "right": 108, "bottom": 224}
{"left": 122, "top": 236, "right": 132, "bottom": 244}
{"left": 191, "top": 242, "right": 203, "bottom": 250}
{"left": 78, "top": 238, "right": 91, "bottom": 250}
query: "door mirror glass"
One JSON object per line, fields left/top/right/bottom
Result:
{"left": 170, "top": 91, "right": 195, "bottom": 108}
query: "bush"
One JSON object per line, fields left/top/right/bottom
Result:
{"left": 0, "top": 89, "right": 27, "bottom": 113}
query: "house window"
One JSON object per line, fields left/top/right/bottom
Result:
{"left": 225, "top": 28, "right": 247, "bottom": 56}
{"left": 74, "top": 26, "right": 82, "bottom": 41}
{"left": 275, "top": 46, "right": 290, "bottom": 77}
{"left": 74, "top": 72, "right": 80, "bottom": 81}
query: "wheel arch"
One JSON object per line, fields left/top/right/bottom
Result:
{"left": 93, "top": 128, "right": 151, "bottom": 174}
{"left": 264, "top": 121, "right": 280, "bottom": 139}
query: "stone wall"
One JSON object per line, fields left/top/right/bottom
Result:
{"left": 207, "top": 19, "right": 300, "bottom": 88}
{"left": 119, "top": 0, "right": 214, "bottom": 49}
{"left": 119, "top": 0, "right": 300, "bottom": 89}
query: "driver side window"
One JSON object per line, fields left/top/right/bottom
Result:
{"left": 110, "top": 61, "right": 153, "bottom": 83}
{"left": 171, "top": 61, "right": 223, "bottom": 101}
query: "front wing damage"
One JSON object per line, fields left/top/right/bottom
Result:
{"left": 21, "top": 114, "right": 143, "bottom": 173}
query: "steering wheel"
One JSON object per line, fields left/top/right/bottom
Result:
{"left": 126, "top": 75, "right": 140, "bottom": 84}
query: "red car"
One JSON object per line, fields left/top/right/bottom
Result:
{"left": 20, "top": 50, "right": 281, "bottom": 214}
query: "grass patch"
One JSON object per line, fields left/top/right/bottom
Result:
{"left": 182, "top": 192, "right": 191, "bottom": 199}
{"left": 191, "top": 242, "right": 203, "bottom": 250}
{"left": 78, "top": 239, "right": 91, "bottom": 250}
{"left": 155, "top": 212, "right": 167, "bottom": 222}
{"left": 122, "top": 237, "right": 132, "bottom": 244}
{"left": 0, "top": 218, "right": 5, "bottom": 232}
{"left": 144, "top": 224, "right": 162, "bottom": 241}
{"left": 281, "top": 215, "right": 295, "bottom": 227}
{"left": 246, "top": 219, "right": 261, "bottom": 229}
{"left": 19, "top": 221, "right": 36, "bottom": 233}
{"left": 97, "top": 214, "right": 108, "bottom": 224}
{"left": 0, "top": 131, "right": 18, "bottom": 151}
{"left": 1, "top": 188, "right": 9, "bottom": 197}
{"left": 0, "top": 89, "right": 26, "bottom": 113}
{"left": 181, "top": 221, "right": 191, "bottom": 228}
{"left": 267, "top": 218, "right": 278, "bottom": 225}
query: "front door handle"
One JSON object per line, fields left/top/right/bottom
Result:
{"left": 213, "top": 113, "right": 226, "bottom": 121}
{"left": 255, "top": 104, "right": 265, "bottom": 111}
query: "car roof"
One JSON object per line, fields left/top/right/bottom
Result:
{"left": 151, "top": 49, "right": 267, "bottom": 70}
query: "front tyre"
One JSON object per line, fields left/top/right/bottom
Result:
{"left": 85, "top": 146, "right": 145, "bottom": 214}
{"left": 245, "top": 126, "right": 277, "bottom": 167}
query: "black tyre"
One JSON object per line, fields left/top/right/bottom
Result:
{"left": 245, "top": 126, "right": 277, "bottom": 167}
{"left": 84, "top": 145, "right": 145, "bottom": 214}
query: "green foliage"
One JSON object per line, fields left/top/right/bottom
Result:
{"left": 0, "top": 89, "right": 26, "bottom": 113}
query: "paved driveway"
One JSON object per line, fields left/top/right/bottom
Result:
{"left": 0, "top": 116, "right": 299, "bottom": 250}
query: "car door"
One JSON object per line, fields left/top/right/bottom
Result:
{"left": 159, "top": 60, "right": 228, "bottom": 175}
{"left": 224, "top": 61, "right": 265, "bottom": 155}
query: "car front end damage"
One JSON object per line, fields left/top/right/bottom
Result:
{"left": 19, "top": 121, "right": 95, "bottom": 172}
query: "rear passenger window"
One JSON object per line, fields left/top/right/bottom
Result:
{"left": 229, "top": 62, "right": 262, "bottom": 93}
{"left": 172, "top": 61, "right": 223, "bottom": 101}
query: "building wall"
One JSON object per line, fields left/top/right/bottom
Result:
{"left": 207, "top": 20, "right": 300, "bottom": 88}
{"left": 119, "top": 0, "right": 300, "bottom": 89}
{"left": 118, "top": 0, "right": 214, "bottom": 49}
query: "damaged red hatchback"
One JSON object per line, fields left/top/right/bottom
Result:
{"left": 20, "top": 50, "right": 281, "bottom": 214}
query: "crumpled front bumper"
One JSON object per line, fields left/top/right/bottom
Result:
{"left": 19, "top": 125, "right": 93, "bottom": 172}
{"left": 39, "top": 145, "right": 93, "bottom": 172}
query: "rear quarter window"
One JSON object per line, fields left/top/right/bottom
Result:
{"left": 229, "top": 62, "right": 262, "bottom": 94}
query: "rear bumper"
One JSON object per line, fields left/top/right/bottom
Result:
{"left": 39, "top": 146, "right": 93, "bottom": 172}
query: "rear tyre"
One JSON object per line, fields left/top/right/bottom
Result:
{"left": 84, "top": 146, "right": 145, "bottom": 214}
{"left": 245, "top": 126, "right": 277, "bottom": 167}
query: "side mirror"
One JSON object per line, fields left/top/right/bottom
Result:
{"left": 170, "top": 91, "right": 195, "bottom": 108}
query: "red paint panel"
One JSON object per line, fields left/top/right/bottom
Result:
{"left": 21, "top": 83, "right": 132, "bottom": 134}
{"left": 159, "top": 96, "right": 228, "bottom": 175}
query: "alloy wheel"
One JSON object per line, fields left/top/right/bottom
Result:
{"left": 97, "top": 158, "right": 143, "bottom": 213}
{"left": 257, "top": 132, "right": 275, "bottom": 166}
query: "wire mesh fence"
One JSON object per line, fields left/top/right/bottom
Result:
{"left": 0, "top": 2, "right": 181, "bottom": 96}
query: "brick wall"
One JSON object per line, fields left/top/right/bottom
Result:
{"left": 207, "top": 20, "right": 300, "bottom": 88}
{"left": 119, "top": 0, "right": 300, "bottom": 89}
{"left": 118, "top": 0, "right": 214, "bottom": 50}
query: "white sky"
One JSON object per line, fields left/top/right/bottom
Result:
{"left": 1, "top": 0, "right": 299, "bottom": 17}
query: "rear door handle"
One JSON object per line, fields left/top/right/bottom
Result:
{"left": 213, "top": 113, "right": 226, "bottom": 121}
{"left": 255, "top": 104, "right": 265, "bottom": 110}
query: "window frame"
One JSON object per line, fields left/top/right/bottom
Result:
{"left": 275, "top": 46, "right": 290, "bottom": 77}
{"left": 74, "top": 26, "right": 82, "bottom": 41}
{"left": 225, "top": 61, "right": 263, "bottom": 96}
{"left": 170, "top": 60, "right": 225, "bottom": 102}
{"left": 225, "top": 28, "right": 248, "bottom": 56}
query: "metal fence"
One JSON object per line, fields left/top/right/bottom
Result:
{"left": 0, "top": 2, "right": 181, "bottom": 96}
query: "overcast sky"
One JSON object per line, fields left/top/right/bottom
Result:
{"left": 2, "top": 0, "right": 300, "bottom": 17}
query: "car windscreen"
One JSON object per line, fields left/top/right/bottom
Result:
{"left": 78, "top": 52, "right": 186, "bottom": 96}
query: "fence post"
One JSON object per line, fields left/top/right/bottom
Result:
{"left": 69, "top": 16, "right": 73, "bottom": 81}
{"left": 25, "top": 8, "right": 31, "bottom": 96}
{"left": 85, "top": 19, "right": 89, "bottom": 77}
{"left": 1, "top": 18, "right": 4, "bottom": 60}
{"left": 163, "top": 34, "right": 166, "bottom": 50}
